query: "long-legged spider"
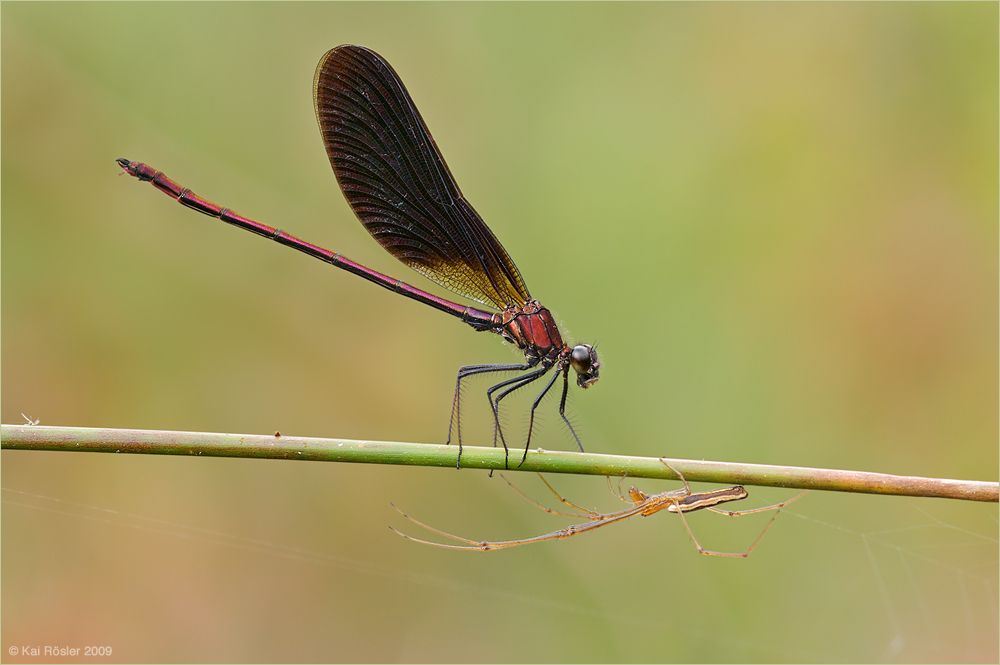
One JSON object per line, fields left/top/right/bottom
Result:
{"left": 390, "top": 460, "right": 808, "bottom": 557}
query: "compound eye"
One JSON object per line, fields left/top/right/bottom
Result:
{"left": 570, "top": 345, "right": 592, "bottom": 374}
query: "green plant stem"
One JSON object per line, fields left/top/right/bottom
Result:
{"left": 2, "top": 424, "right": 996, "bottom": 502}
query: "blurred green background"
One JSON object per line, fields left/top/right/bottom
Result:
{"left": 3, "top": 3, "right": 996, "bottom": 663}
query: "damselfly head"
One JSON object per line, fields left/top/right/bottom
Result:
{"left": 571, "top": 344, "right": 600, "bottom": 389}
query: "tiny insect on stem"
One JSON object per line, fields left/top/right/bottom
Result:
{"left": 390, "top": 459, "right": 809, "bottom": 557}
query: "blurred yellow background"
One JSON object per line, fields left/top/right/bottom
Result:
{"left": 2, "top": 4, "right": 996, "bottom": 663}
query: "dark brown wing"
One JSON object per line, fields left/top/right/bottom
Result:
{"left": 313, "top": 45, "right": 530, "bottom": 310}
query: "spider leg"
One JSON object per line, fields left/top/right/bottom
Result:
{"left": 674, "top": 489, "right": 808, "bottom": 557}
{"left": 706, "top": 490, "right": 810, "bottom": 516}
{"left": 658, "top": 459, "right": 694, "bottom": 495}
{"left": 531, "top": 473, "right": 603, "bottom": 517}
{"left": 606, "top": 473, "right": 635, "bottom": 504}
{"left": 494, "top": 474, "right": 595, "bottom": 519}
{"left": 389, "top": 501, "right": 646, "bottom": 551}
